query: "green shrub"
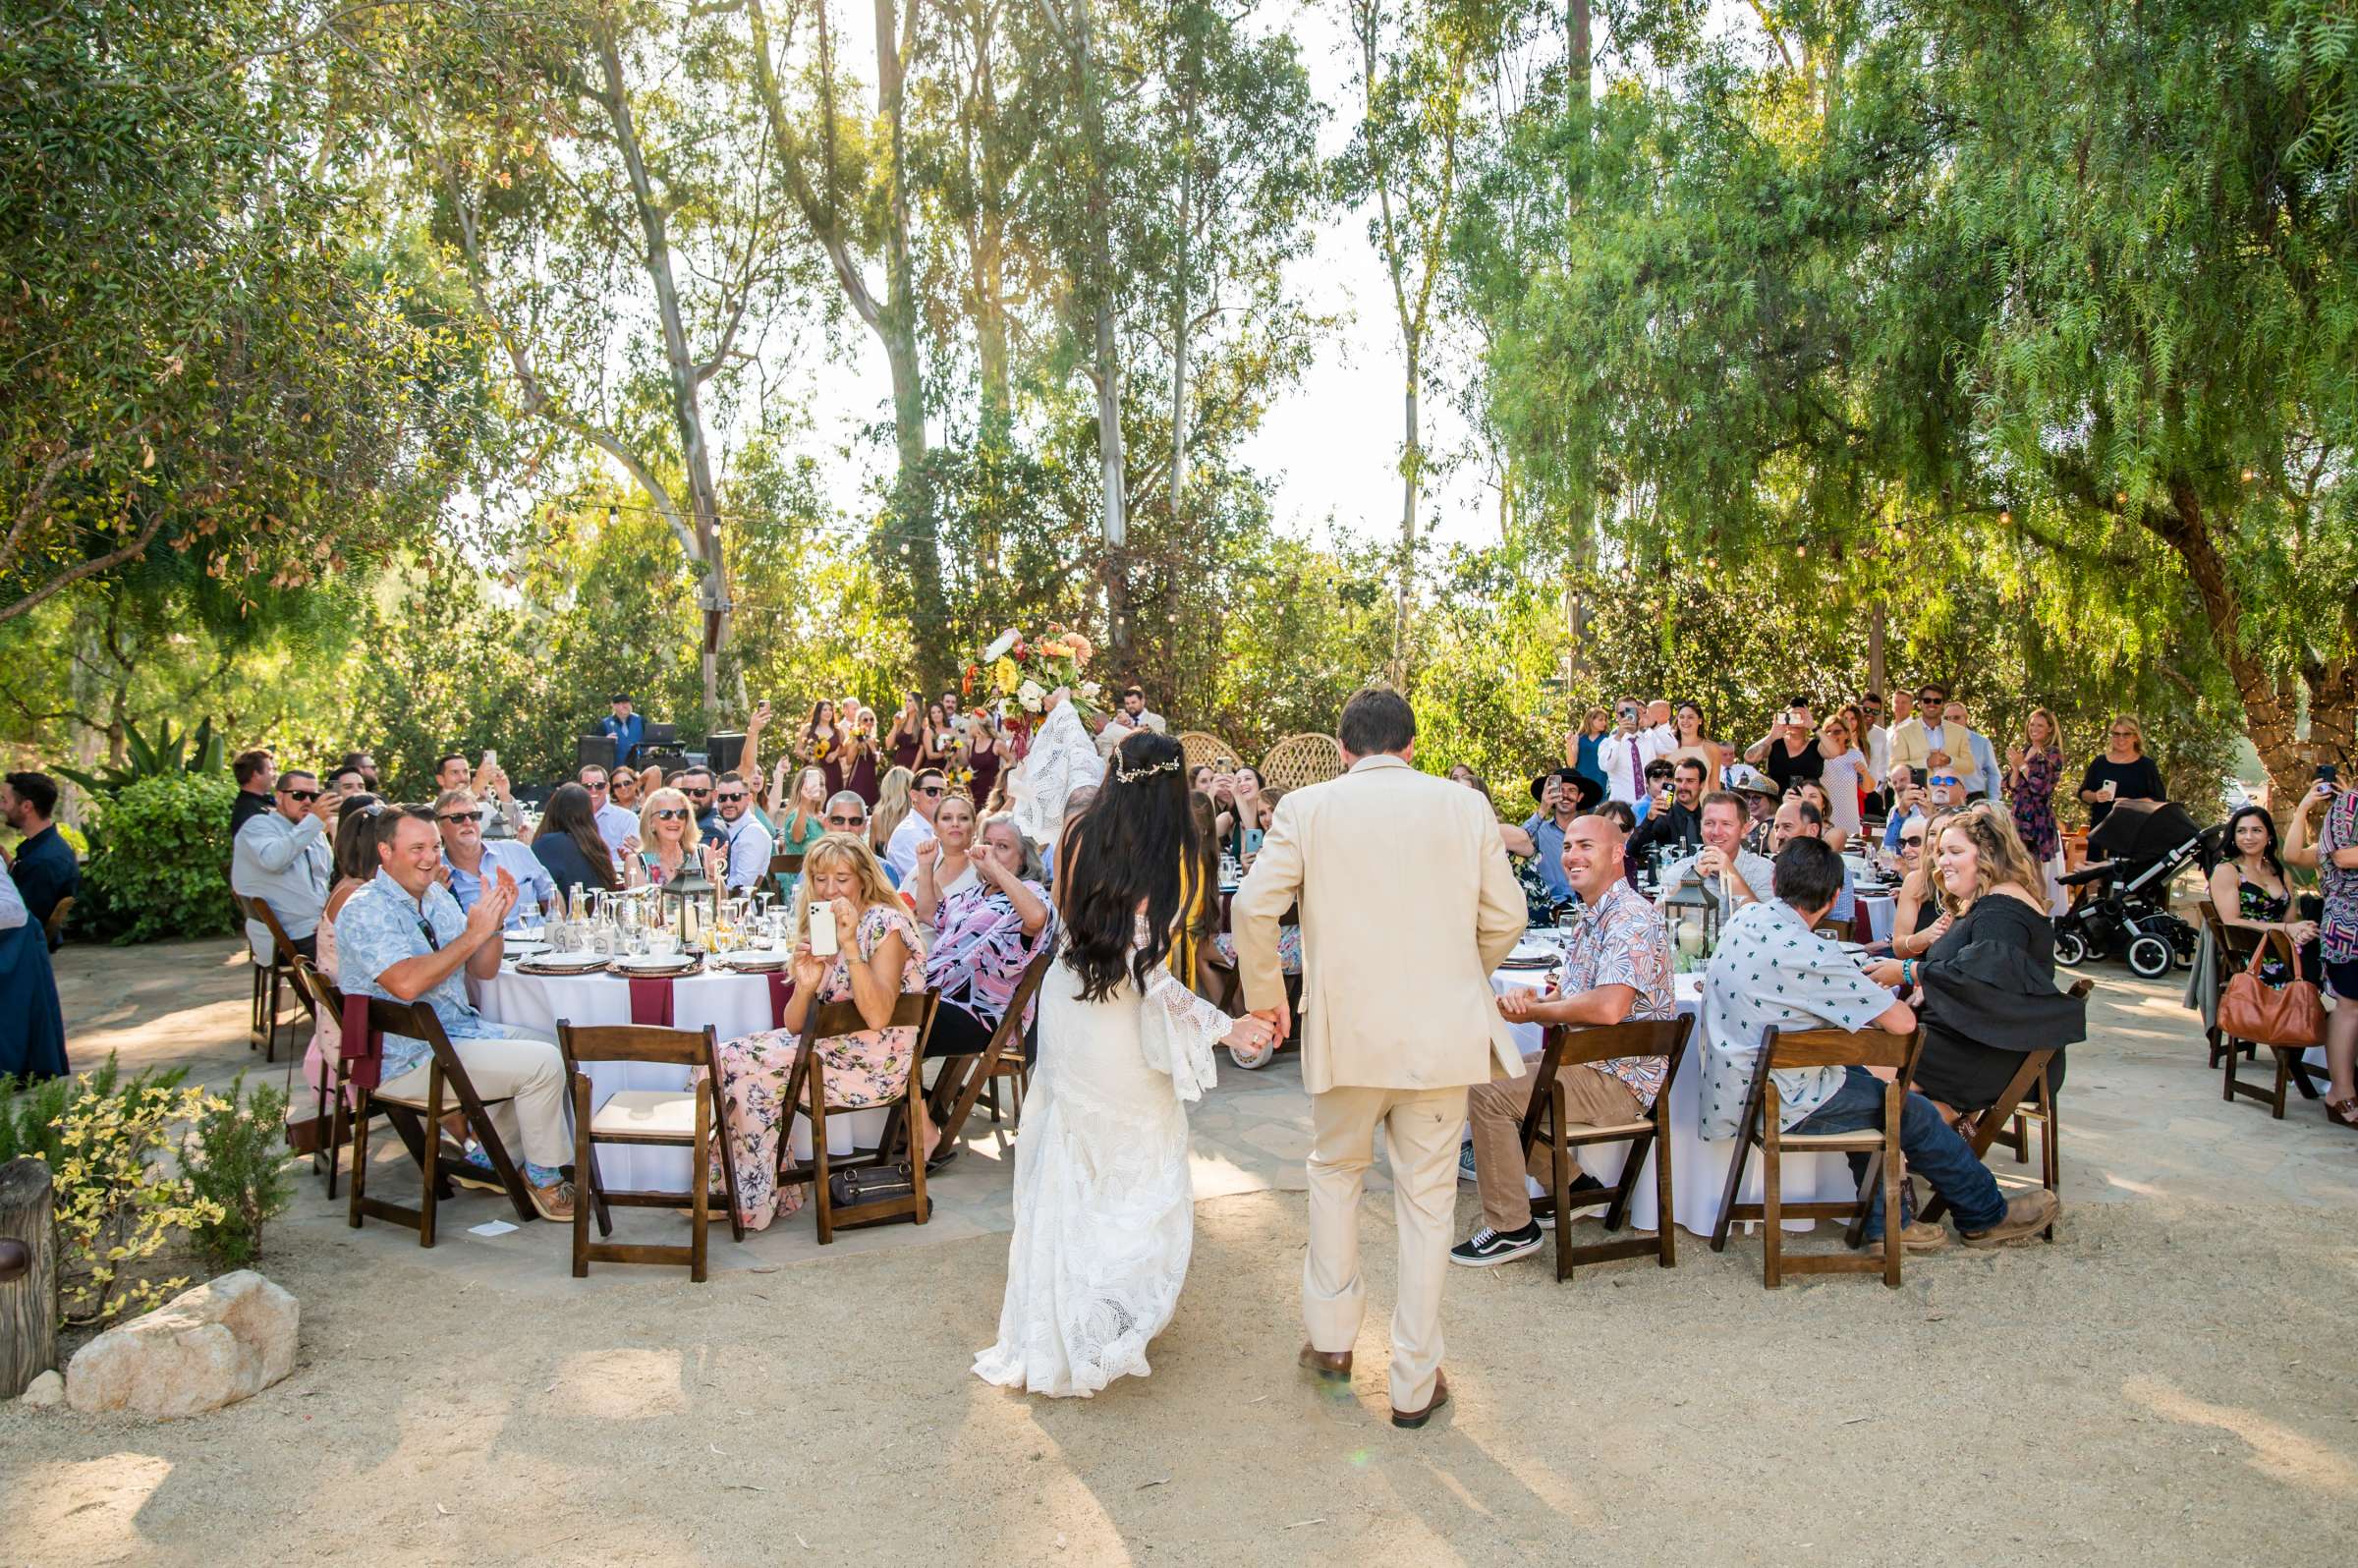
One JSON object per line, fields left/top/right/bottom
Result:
{"left": 184, "top": 1073, "right": 295, "bottom": 1271}
{"left": 81, "top": 773, "right": 238, "bottom": 943}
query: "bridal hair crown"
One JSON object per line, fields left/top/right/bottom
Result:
{"left": 1114, "top": 753, "right": 1182, "bottom": 784}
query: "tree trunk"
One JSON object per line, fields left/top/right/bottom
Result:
{"left": 1389, "top": 344, "right": 1419, "bottom": 687}
{"left": 0, "top": 1157, "right": 58, "bottom": 1398}
{"left": 1868, "top": 601, "right": 1886, "bottom": 696}
{"left": 1169, "top": 83, "right": 1196, "bottom": 527}
{"left": 1066, "top": 0, "right": 1128, "bottom": 654}
{"left": 1560, "top": 0, "right": 1596, "bottom": 676}
{"left": 595, "top": 26, "right": 729, "bottom": 716}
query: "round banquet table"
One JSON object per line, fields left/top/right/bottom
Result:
{"left": 472, "top": 963, "right": 889, "bottom": 1194}
{"left": 1488, "top": 967, "right": 1864, "bottom": 1238}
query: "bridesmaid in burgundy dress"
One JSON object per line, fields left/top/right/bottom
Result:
{"left": 842, "top": 707, "right": 883, "bottom": 807}
{"left": 799, "top": 700, "right": 843, "bottom": 797}
{"left": 885, "top": 694, "right": 924, "bottom": 773}
{"left": 967, "top": 711, "right": 1003, "bottom": 810}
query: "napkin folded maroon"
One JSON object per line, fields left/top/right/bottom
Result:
{"left": 628, "top": 975, "right": 675, "bottom": 1028}
{"left": 339, "top": 993, "right": 384, "bottom": 1091}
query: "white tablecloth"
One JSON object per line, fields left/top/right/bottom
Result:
{"left": 1859, "top": 894, "right": 1895, "bottom": 943}
{"left": 472, "top": 965, "right": 887, "bottom": 1193}
{"left": 1488, "top": 969, "right": 1862, "bottom": 1237}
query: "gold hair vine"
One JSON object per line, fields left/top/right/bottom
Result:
{"left": 1114, "top": 754, "right": 1182, "bottom": 784}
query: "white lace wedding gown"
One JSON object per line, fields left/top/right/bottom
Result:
{"left": 972, "top": 926, "right": 1230, "bottom": 1398}
{"left": 1007, "top": 697, "right": 1104, "bottom": 851}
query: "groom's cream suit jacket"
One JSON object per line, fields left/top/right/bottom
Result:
{"left": 1232, "top": 754, "right": 1527, "bottom": 1092}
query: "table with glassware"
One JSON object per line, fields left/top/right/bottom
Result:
{"left": 1488, "top": 924, "right": 1876, "bottom": 1239}
{"left": 468, "top": 886, "right": 886, "bottom": 1192}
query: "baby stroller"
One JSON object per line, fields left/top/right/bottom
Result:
{"left": 2052, "top": 800, "right": 2205, "bottom": 978}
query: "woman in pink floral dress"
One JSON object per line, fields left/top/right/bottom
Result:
{"left": 707, "top": 833, "right": 927, "bottom": 1227}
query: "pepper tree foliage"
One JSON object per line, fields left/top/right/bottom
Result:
{"left": 1462, "top": 0, "right": 2358, "bottom": 805}
{"left": 0, "top": 0, "right": 490, "bottom": 627}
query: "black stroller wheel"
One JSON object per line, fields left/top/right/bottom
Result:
{"left": 2126, "top": 933, "right": 2172, "bottom": 979}
{"left": 2053, "top": 930, "right": 2088, "bottom": 967}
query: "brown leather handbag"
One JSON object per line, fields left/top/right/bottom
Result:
{"left": 2218, "top": 934, "right": 2327, "bottom": 1049}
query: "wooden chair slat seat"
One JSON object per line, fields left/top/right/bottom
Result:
{"left": 349, "top": 996, "right": 539, "bottom": 1247}
{"left": 1917, "top": 975, "right": 2089, "bottom": 1241}
{"left": 241, "top": 894, "right": 313, "bottom": 1064}
{"left": 1710, "top": 1022, "right": 1924, "bottom": 1289}
{"left": 288, "top": 959, "right": 358, "bottom": 1198}
{"left": 1515, "top": 1017, "right": 1693, "bottom": 1281}
{"left": 557, "top": 1021, "right": 744, "bottom": 1281}
{"left": 776, "top": 989, "right": 941, "bottom": 1244}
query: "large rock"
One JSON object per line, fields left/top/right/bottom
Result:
{"left": 19, "top": 1370, "right": 63, "bottom": 1407}
{"left": 66, "top": 1271, "right": 298, "bottom": 1419}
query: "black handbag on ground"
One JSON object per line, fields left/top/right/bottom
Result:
{"left": 828, "top": 1163, "right": 917, "bottom": 1208}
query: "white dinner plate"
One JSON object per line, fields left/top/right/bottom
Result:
{"left": 612, "top": 953, "right": 695, "bottom": 973}
{"left": 520, "top": 952, "right": 607, "bottom": 972}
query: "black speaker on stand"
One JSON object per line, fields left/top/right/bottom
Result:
{"left": 705, "top": 732, "right": 747, "bottom": 775}
{"left": 576, "top": 734, "right": 619, "bottom": 773}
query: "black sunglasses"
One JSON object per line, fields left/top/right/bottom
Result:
{"left": 916, "top": 784, "right": 946, "bottom": 797}
{"left": 825, "top": 813, "right": 866, "bottom": 827}
{"left": 285, "top": 789, "right": 320, "bottom": 803}
{"left": 437, "top": 810, "right": 484, "bottom": 824}
{"left": 1901, "top": 833, "right": 1925, "bottom": 846}
{"left": 684, "top": 786, "right": 711, "bottom": 798}
{"left": 585, "top": 780, "right": 609, "bottom": 792}
{"left": 652, "top": 809, "right": 688, "bottom": 821}
{"left": 716, "top": 791, "right": 749, "bottom": 804}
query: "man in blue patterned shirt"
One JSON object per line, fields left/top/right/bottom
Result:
{"left": 1453, "top": 814, "right": 1674, "bottom": 1267}
{"left": 1698, "top": 838, "right": 2054, "bottom": 1256}
{"left": 337, "top": 808, "right": 575, "bottom": 1220}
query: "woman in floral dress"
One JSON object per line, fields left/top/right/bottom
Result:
{"left": 706, "top": 833, "right": 927, "bottom": 1227}
{"left": 2003, "top": 706, "right": 2065, "bottom": 910}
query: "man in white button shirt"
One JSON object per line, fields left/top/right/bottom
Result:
{"left": 1597, "top": 699, "right": 1663, "bottom": 806}
{"left": 580, "top": 764, "right": 639, "bottom": 864}
{"left": 885, "top": 766, "right": 946, "bottom": 880}
{"left": 1860, "top": 692, "right": 1891, "bottom": 785}
{"left": 708, "top": 771, "right": 773, "bottom": 890}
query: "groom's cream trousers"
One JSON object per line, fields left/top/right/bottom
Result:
{"left": 1305, "top": 1084, "right": 1466, "bottom": 1413}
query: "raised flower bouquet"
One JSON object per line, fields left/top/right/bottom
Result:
{"left": 963, "top": 624, "right": 1101, "bottom": 760}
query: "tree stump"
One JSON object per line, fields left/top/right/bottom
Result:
{"left": 0, "top": 1156, "right": 58, "bottom": 1399}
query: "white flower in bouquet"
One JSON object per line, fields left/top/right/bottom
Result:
{"left": 1017, "top": 678, "right": 1046, "bottom": 713}
{"left": 1080, "top": 680, "right": 1102, "bottom": 702}
{"left": 982, "top": 628, "right": 1021, "bottom": 663}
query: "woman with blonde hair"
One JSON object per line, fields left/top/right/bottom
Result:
{"left": 871, "top": 765, "right": 916, "bottom": 867}
{"left": 1567, "top": 704, "right": 1611, "bottom": 797}
{"left": 1886, "top": 807, "right": 1959, "bottom": 958}
{"left": 767, "top": 764, "right": 830, "bottom": 861}
{"left": 704, "top": 832, "right": 928, "bottom": 1226}
{"left": 2005, "top": 706, "right": 2066, "bottom": 911}
{"left": 1869, "top": 804, "right": 2085, "bottom": 1119}
{"left": 2078, "top": 712, "right": 2164, "bottom": 829}
{"left": 630, "top": 786, "right": 704, "bottom": 889}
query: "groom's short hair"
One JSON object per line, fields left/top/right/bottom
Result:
{"left": 1337, "top": 687, "right": 1416, "bottom": 756}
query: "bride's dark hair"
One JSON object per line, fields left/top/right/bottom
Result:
{"left": 1058, "top": 731, "right": 1199, "bottom": 1003}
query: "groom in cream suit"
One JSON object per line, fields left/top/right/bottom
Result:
{"left": 1231, "top": 687, "right": 1525, "bottom": 1428}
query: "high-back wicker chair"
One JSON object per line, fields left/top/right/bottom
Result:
{"left": 1260, "top": 733, "right": 1345, "bottom": 792}
{"left": 1177, "top": 731, "right": 1242, "bottom": 772}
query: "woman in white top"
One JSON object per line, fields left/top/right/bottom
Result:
{"left": 911, "top": 790, "right": 983, "bottom": 925}
{"left": 1814, "top": 714, "right": 1870, "bottom": 844}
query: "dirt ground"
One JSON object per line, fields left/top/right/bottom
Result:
{"left": 4, "top": 939, "right": 2355, "bottom": 1565}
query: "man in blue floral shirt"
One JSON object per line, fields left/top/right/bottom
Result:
{"left": 1452, "top": 813, "right": 1674, "bottom": 1267}
{"left": 337, "top": 808, "right": 576, "bottom": 1220}
{"left": 1698, "top": 838, "right": 2055, "bottom": 1256}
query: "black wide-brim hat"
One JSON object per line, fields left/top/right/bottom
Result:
{"left": 1528, "top": 769, "right": 1604, "bottom": 812}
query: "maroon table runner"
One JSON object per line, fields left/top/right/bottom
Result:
{"left": 627, "top": 976, "right": 675, "bottom": 1028}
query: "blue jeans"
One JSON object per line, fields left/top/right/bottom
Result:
{"left": 1786, "top": 1067, "right": 2007, "bottom": 1239}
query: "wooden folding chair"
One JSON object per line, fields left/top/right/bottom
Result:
{"left": 767, "top": 851, "right": 806, "bottom": 900}
{"left": 928, "top": 951, "right": 1054, "bottom": 1151}
{"left": 287, "top": 960, "right": 359, "bottom": 1198}
{"left": 2213, "top": 930, "right": 2332, "bottom": 1118}
{"left": 776, "top": 989, "right": 939, "bottom": 1244}
{"left": 347, "top": 997, "right": 539, "bottom": 1247}
{"left": 1711, "top": 1022, "right": 1924, "bottom": 1288}
{"left": 241, "top": 895, "right": 313, "bottom": 1064}
{"left": 1514, "top": 1017, "right": 1694, "bottom": 1281}
{"left": 2197, "top": 899, "right": 2263, "bottom": 1070}
{"left": 556, "top": 1021, "right": 744, "bottom": 1282}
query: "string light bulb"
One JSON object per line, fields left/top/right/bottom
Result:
{"left": 1998, "top": 507, "right": 2012, "bottom": 526}
{"left": 2114, "top": 490, "right": 2128, "bottom": 507}
{"left": 606, "top": 504, "right": 619, "bottom": 528}
{"left": 2241, "top": 467, "right": 2256, "bottom": 483}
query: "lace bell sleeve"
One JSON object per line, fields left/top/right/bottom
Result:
{"left": 1131, "top": 906, "right": 1224, "bottom": 1102}
{"left": 1010, "top": 699, "right": 1106, "bottom": 850}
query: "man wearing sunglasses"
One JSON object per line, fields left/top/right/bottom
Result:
{"left": 708, "top": 770, "right": 773, "bottom": 891}
{"left": 1886, "top": 683, "right": 1939, "bottom": 782}
{"left": 230, "top": 767, "right": 335, "bottom": 964}
{"left": 673, "top": 764, "right": 719, "bottom": 837}
{"left": 886, "top": 766, "right": 949, "bottom": 881}
{"left": 435, "top": 789, "right": 553, "bottom": 926}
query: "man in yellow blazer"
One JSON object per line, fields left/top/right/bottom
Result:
{"left": 1231, "top": 687, "right": 1525, "bottom": 1428}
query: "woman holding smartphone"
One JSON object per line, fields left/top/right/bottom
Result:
{"left": 702, "top": 833, "right": 926, "bottom": 1226}
{"left": 2077, "top": 713, "right": 2164, "bottom": 829}
{"left": 2285, "top": 763, "right": 2358, "bottom": 1130}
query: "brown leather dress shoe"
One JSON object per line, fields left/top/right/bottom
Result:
{"left": 1391, "top": 1370, "right": 1449, "bottom": 1429}
{"left": 1298, "top": 1343, "right": 1351, "bottom": 1382}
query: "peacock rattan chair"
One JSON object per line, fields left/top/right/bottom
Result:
{"left": 1177, "top": 731, "right": 1242, "bottom": 772}
{"left": 1260, "top": 732, "right": 1344, "bottom": 792}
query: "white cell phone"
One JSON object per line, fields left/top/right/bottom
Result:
{"left": 482, "top": 750, "right": 497, "bottom": 770}
{"left": 809, "top": 902, "right": 838, "bottom": 958}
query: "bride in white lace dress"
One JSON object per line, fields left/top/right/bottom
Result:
{"left": 974, "top": 730, "right": 1276, "bottom": 1398}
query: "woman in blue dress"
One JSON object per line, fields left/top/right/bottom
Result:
{"left": 0, "top": 857, "right": 67, "bottom": 1081}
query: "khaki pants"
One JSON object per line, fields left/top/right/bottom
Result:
{"left": 1304, "top": 1084, "right": 1466, "bottom": 1414}
{"left": 1468, "top": 1060, "right": 1642, "bottom": 1232}
{"left": 378, "top": 1035, "right": 571, "bottom": 1171}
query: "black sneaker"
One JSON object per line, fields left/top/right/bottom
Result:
{"left": 1449, "top": 1223, "right": 1544, "bottom": 1267}
{"left": 1528, "top": 1175, "right": 1608, "bottom": 1230}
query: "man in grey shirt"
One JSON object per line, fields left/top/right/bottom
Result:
{"left": 1656, "top": 791, "right": 1775, "bottom": 911}
{"left": 229, "top": 768, "right": 334, "bottom": 963}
